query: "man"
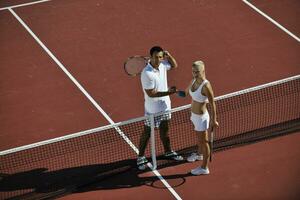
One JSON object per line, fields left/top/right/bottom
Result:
{"left": 137, "top": 46, "right": 183, "bottom": 170}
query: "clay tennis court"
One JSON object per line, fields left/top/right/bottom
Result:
{"left": 0, "top": 0, "right": 299, "bottom": 199}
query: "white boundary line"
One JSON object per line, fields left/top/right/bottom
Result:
{"left": 8, "top": 8, "right": 115, "bottom": 126}
{"left": 8, "top": 7, "right": 139, "bottom": 156}
{"left": 242, "top": 0, "right": 300, "bottom": 43}
{"left": 0, "top": 0, "right": 51, "bottom": 11}
{"left": 151, "top": 166, "right": 183, "bottom": 200}
{"left": 7, "top": 8, "right": 182, "bottom": 200}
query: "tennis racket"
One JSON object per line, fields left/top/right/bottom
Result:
{"left": 124, "top": 55, "right": 149, "bottom": 76}
{"left": 209, "top": 128, "right": 214, "bottom": 162}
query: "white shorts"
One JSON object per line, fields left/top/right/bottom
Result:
{"left": 190, "top": 111, "right": 210, "bottom": 132}
{"left": 144, "top": 110, "right": 171, "bottom": 128}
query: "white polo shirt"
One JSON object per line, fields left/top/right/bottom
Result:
{"left": 141, "top": 60, "right": 172, "bottom": 114}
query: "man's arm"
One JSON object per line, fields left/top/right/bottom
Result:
{"left": 164, "top": 51, "right": 178, "bottom": 69}
{"left": 145, "top": 87, "right": 177, "bottom": 98}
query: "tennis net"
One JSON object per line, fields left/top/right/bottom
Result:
{"left": 154, "top": 75, "right": 300, "bottom": 160}
{"left": 0, "top": 75, "right": 299, "bottom": 199}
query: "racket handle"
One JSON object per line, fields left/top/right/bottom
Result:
{"left": 209, "top": 130, "right": 214, "bottom": 162}
{"left": 209, "top": 142, "right": 212, "bottom": 162}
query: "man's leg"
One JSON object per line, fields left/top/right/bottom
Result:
{"left": 138, "top": 125, "right": 151, "bottom": 156}
{"left": 159, "top": 120, "right": 171, "bottom": 153}
{"left": 159, "top": 120, "right": 183, "bottom": 161}
{"left": 137, "top": 125, "right": 151, "bottom": 170}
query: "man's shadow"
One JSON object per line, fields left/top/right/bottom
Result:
{"left": 77, "top": 167, "right": 192, "bottom": 193}
{"left": 0, "top": 158, "right": 193, "bottom": 199}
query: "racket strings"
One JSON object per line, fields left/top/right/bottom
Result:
{"left": 124, "top": 56, "right": 148, "bottom": 76}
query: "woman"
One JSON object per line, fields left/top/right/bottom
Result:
{"left": 183, "top": 60, "right": 219, "bottom": 175}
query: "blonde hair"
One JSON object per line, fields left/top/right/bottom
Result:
{"left": 192, "top": 60, "right": 205, "bottom": 71}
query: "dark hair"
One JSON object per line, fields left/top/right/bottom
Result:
{"left": 150, "top": 46, "right": 163, "bottom": 56}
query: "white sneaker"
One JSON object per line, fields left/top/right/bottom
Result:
{"left": 191, "top": 167, "right": 210, "bottom": 175}
{"left": 164, "top": 151, "right": 183, "bottom": 161}
{"left": 187, "top": 153, "right": 203, "bottom": 162}
{"left": 137, "top": 156, "right": 148, "bottom": 170}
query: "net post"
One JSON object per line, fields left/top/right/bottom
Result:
{"left": 150, "top": 114, "right": 157, "bottom": 170}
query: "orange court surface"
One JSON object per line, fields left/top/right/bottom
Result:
{"left": 0, "top": 0, "right": 299, "bottom": 200}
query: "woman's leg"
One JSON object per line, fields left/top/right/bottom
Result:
{"left": 196, "top": 131, "right": 202, "bottom": 156}
{"left": 198, "top": 130, "right": 210, "bottom": 169}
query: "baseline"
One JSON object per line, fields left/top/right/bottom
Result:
{"left": 0, "top": 0, "right": 51, "bottom": 11}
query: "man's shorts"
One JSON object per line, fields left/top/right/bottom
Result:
{"left": 190, "top": 111, "right": 210, "bottom": 132}
{"left": 144, "top": 110, "right": 171, "bottom": 128}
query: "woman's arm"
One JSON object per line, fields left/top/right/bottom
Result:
{"left": 203, "top": 82, "right": 218, "bottom": 126}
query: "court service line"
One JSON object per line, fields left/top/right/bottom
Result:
{"left": 0, "top": 0, "right": 51, "bottom": 11}
{"left": 242, "top": 0, "right": 300, "bottom": 43}
{"left": 8, "top": 8, "right": 182, "bottom": 200}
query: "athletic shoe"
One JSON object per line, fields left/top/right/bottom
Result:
{"left": 187, "top": 153, "right": 203, "bottom": 162}
{"left": 191, "top": 167, "right": 210, "bottom": 175}
{"left": 164, "top": 151, "right": 183, "bottom": 161}
{"left": 137, "top": 156, "right": 148, "bottom": 170}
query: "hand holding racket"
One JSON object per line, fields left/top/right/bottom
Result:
{"left": 209, "top": 121, "right": 219, "bottom": 162}
{"left": 124, "top": 56, "right": 149, "bottom": 76}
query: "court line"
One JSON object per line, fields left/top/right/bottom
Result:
{"left": 0, "top": 0, "right": 51, "bottom": 11}
{"left": 242, "top": 0, "right": 300, "bottom": 43}
{"left": 7, "top": 7, "right": 139, "bottom": 158}
{"left": 8, "top": 8, "right": 115, "bottom": 126}
{"left": 7, "top": 8, "right": 182, "bottom": 200}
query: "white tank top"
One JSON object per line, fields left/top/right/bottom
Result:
{"left": 189, "top": 79, "right": 209, "bottom": 103}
